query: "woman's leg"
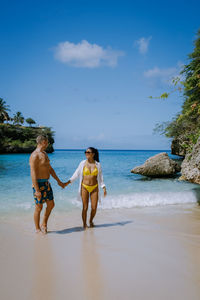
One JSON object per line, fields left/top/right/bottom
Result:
{"left": 81, "top": 185, "right": 89, "bottom": 228}
{"left": 89, "top": 187, "right": 98, "bottom": 227}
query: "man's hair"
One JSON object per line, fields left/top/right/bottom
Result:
{"left": 36, "top": 135, "right": 48, "bottom": 144}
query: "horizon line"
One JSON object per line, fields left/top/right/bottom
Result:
{"left": 55, "top": 148, "right": 171, "bottom": 151}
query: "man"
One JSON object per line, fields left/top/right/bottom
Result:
{"left": 29, "top": 135, "right": 64, "bottom": 233}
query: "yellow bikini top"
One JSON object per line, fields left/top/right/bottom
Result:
{"left": 83, "top": 165, "right": 98, "bottom": 176}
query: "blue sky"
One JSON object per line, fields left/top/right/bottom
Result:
{"left": 1, "top": 0, "right": 200, "bottom": 149}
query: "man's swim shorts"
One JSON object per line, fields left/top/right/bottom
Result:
{"left": 32, "top": 179, "right": 54, "bottom": 204}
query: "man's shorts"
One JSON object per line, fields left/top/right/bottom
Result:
{"left": 33, "top": 179, "right": 54, "bottom": 204}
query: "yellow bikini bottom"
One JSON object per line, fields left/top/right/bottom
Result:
{"left": 82, "top": 183, "right": 98, "bottom": 193}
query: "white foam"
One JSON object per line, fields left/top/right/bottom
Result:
{"left": 99, "top": 191, "right": 197, "bottom": 209}
{"left": 13, "top": 191, "right": 198, "bottom": 212}
{"left": 16, "top": 202, "right": 33, "bottom": 210}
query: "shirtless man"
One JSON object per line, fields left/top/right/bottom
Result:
{"left": 30, "top": 135, "right": 64, "bottom": 233}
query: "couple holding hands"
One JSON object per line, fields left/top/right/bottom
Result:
{"left": 29, "top": 135, "right": 107, "bottom": 234}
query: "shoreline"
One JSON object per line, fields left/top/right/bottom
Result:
{"left": 0, "top": 148, "right": 173, "bottom": 154}
{"left": 1, "top": 203, "right": 200, "bottom": 300}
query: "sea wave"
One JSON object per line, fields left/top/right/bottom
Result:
{"left": 1, "top": 190, "right": 197, "bottom": 213}
{"left": 98, "top": 191, "right": 197, "bottom": 209}
{"left": 70, "top": 190, "right": 197, "bottom": 209}
{"left": 16, "top": 202, "right": 33, "bottom": 210}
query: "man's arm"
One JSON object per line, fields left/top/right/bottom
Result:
{"left": 30, "top": 154, "right": 41, "bottom": 200}
{"left": 64, "top": 180, "right": 71, "bottom": 187}
{"left": 49, "top": 166, "right": 65, "bottom": 188}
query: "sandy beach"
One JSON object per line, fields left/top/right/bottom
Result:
{"left": 1, "top": 203, "right": 200, "bottom": 300}
{"left": 1, "top": 0, "right": 200, "bottom": 299}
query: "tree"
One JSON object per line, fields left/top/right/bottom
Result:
{"left": 26, "top": 118, "right": 36, "bottom": 127}
{"left": 0, "top": 98, "right": 10, "bottom": 123}
{"left": 152, "top": 29, "right": 200, "bottom": 153}
{"left": 13, "top": 112, "right": 24, "bottom": 125}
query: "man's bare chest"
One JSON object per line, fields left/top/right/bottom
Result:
{"left": 38, "top": 154, "right": 50, "bottom": 168}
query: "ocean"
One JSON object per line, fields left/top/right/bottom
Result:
{"left": 0, "top": 149, "right": 200, "bottom": 216}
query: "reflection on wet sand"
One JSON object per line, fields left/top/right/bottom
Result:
{"left": 32, "top": 235, "right": 56, "bottom": 300}
{"left": 81, "top": 229, "right": 104, "bottom": 300}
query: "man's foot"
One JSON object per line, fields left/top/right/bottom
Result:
{"left": 90, "top": 221, "right": 95, "bottom": 228}
{"left": 83, "top": 224, "right": 89, "bottom": 230}
{"left": 41, "top": 224, "right": 48, "bottom": 234}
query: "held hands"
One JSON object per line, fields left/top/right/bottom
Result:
{"left": 64, "top": 181, "right": 71, "bottom": 188}
{"left": 57, "top": 180, "right": 71, "bottom": 189}
{"left": 57, "top": 180, "right": 65, "bottom": 189}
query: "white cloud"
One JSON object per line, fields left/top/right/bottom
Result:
{"left": 144, "top": 66, "right": 177, "bottom": 81}
{"left": 135, "top": 36, "right": 152, "bottom": 54}
{"left": 72, "top": 133, "right": 105, "bottom": 142}
{"left": 144, "top": 62, "right": 183, "bottom": 85}
{"left": 88, "top": 133, "right": 105, "bottom": 141}
{"left": 54, "top": 40, "right": 124, "bottom": 68}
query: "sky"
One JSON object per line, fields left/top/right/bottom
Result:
{"left": 0, "top": 0, "right": 200, "bottom": 149}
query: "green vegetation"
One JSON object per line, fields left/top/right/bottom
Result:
{"left": 26, "top": 118, "right": 36, "bottom": 126}
{"left": 154, "top": 29, "right": 200, "bottom": 155}
{"left": 0, "top": 100, "right": 54, "bottom": 153}
{"left": 0, "top": 98, "right": 10, "bottom": 123}
{"left": 13, "top": 111, "right": 25, "bottom": 125}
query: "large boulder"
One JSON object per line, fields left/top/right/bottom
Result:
{"left": 179, "top": 137, "right": 200, "bottom": 184}
{"left": 131, "top": 152, "right": 181, "bottom": 177}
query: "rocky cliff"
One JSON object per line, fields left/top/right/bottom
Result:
{"left": 0, "top": 124, "right": 54, "bottom": 154}
{"left": 171, "top": 137, "right": 188, "bottom": 157}
{"left": 179, "top": 137, "right": 200, "bottom": 184}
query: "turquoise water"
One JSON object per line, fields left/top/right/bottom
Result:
{"left": 0, "top": 150, "right": 200, "bottom": 215}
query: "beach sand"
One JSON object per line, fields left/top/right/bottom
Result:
{"left": 1, "top": 204, "right": 200, "bottom": 300}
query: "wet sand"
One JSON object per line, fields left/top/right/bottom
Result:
{"left": 1, "top": 204, "right": 200, "bottom": 300}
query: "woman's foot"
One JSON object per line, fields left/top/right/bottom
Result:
{"left": 41, "top": 224, "right": 48, "bottom": 234}
{"left": 35, "top": 229, "right": 41, "bottom": 234}
{"left": 90, "top": 221, "right": 95, "bottom": 228}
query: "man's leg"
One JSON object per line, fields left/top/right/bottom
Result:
{"left": 41, "top": 200, "right": 55, "bottom": 233}
{"left": 34, "top": 203, "right": 43, "bottom": 232}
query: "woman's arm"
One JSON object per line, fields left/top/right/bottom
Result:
{"left": 65, "top": 161, "right": 83, "bottom": 186}
{"left": 99, "top": 164, "right": 107, "bottom": 197}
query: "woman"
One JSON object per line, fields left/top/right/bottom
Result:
{"left": 65, "top": 147, "right": 107, "bottom": 229}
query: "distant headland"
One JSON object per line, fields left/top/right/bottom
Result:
{"left": 0, "top": 98, "right": 54, "bottom": 154}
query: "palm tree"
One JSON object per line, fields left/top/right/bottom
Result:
{"left": 13, "top": 111, "right": 24, "bottom": 125}
{"left": 0, "top": 98, "right": 10, "bottom": 123}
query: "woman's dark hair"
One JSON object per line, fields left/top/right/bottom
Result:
{"left": 88, "top": 147, "right": 99, "bottom": 162}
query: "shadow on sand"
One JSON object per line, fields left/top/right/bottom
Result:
{"left": 49, "top": 220, "right": 133, "bottom": 235}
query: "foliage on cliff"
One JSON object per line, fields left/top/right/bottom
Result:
{"left": 0, "top": 124, "right": 55, "bottom": 153}
{"left": 0, "top": 99, "right": 55, "bottom": 153}
{"left": 154, "top": 29, "right": 200, "bottom": 155}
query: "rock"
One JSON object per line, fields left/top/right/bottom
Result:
{"left": 131, "top": 152, "right": 181, "bottom": 177}
{"left": 171, "top": 137, "right": 188, "bottom": 157}
{"left": 180, "top": 137, "right": 200, "bottom": 184}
